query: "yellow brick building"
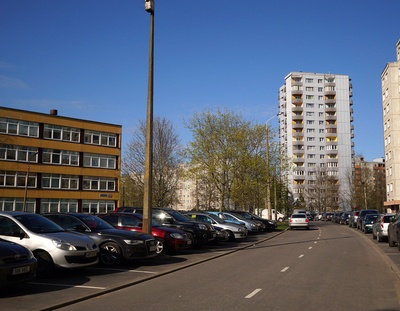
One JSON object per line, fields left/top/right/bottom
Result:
{"left": 0, "top": 107, "right": 121, "bottom": 213}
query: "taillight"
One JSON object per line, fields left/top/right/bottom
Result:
{"left": 290, "top": 219, "right": 293, "bottom": 223}
{"left": 305, "top": 218, "right": 309, "bottom": 223}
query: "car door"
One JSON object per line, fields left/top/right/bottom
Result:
{"left": 0, "top": 216, "right": 28, "bottom": 247}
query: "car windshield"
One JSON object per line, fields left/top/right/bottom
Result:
{"left": 366, "top": 214, "right": 378, "bottom": 221}
{"left": 15, "top": 214, "right": 65, "bottom": 233}
{"left": 132, "top": 214, "right": 161, "bottom": 227}
{"left": 166, "top": 210, "right": 193, "bottom": 222}
{"left": 292, "top": 214, "right": 306, "bottom": 218}
{"left": 228, "top": 213, "right": 246, "bottom": 221}
{"left": 207, "top": 214, "right": 224, "bottom": 224}
{"left": 383, "top": 215, "right": 394, "bottom": 223}
{"left": 79, "top": 215, "right": 115, "bottom": 230}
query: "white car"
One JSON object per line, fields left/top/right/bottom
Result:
{"left": 289, "top": 213, "right": 310, "bottom": 230}
{"left": 0, "top": 212, "right": 99, "bottom": 276}
{"left": 372, "top": 213, "right": 395, "bottom": 242}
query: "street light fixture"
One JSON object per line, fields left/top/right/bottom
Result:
{"left": 266, "top": 113, "right": 282, "bottom": 220}
{"left": 143, "top": 0, "right": 155, "bottom": 234}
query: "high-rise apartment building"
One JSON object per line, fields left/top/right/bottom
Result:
{"left": 0, "top": 107, "right": 121, "bottom": 214}
{"left": 382, "top": 39, "right": 400, "bottom": 212}
{"left": 278, "top": 72, "right": 354, "bottom": 211}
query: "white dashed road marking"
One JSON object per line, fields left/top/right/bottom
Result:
{"left": 245, "top": 289, "right": 262, "bottom": 298}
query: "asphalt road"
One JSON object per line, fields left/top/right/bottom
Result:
{"left": 2, "top": 221, "right": 400, "bottom": 311}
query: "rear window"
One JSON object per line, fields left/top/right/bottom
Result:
{"left": 292, "top": 214, "right": 306, "bottom": 218}
{"left": 383, "top": 215, "right": 393, "bottom": 223}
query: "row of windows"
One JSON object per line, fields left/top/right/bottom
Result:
{"left": 0, "top": 198, "right": 115, "bottom": 214}
{"left": 0, "top": 171, "right": 116, "bottom": 191}
{"left": 0, "top": 145, "right": 117, "bottom": 169}
{"left": 1, "top": 118, "right": 118, "bottom": 147}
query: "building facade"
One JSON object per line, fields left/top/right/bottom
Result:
{"left": 0, "top": 107, "right": 121, "bottom": 213}
{"left": 278, "top": 72, "right": 354, "bottom": 211}
{"left": 382, "top": 39, "right": 400, "bottom": 211}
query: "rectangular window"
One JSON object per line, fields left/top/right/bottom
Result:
{"left": 0, "top": 118, "right": 39, "bottom": 137}
{"left": 84, "top": 130, "right": 117, "bottom": 147}
{"left": 44, "top": 125, "right": 80, "bottom": 142}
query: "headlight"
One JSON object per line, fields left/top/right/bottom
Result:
{"left": 124, "top": 239, "right": 144, "bottom": 245}
{"left": 250, "top": 223, "right": 256, "bottom": 228}
{"left": 238, "top": 227, "right": 246, "bottom": 232}
{"left": 169, "top": 233, "right": 185, "bottom": 239}
{"left": 197, "top": 223, "right": 207, "bottom": 230}
{"left": 52, "top": 239, "right": 77, "bottom": 251}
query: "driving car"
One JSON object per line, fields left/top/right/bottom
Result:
{"left": 184, "top": 211, "right": 248, "bottom": 241}
{"left": 372, "top": 214, "right": 394, "bottom": 242}
{"left": 43, "top": 213, "right": 157, "bottom": 266}
{"left": 0, "top": 238, "right": 37, "bottom": 286}
{"left": 361, "top": 213, "right": 379, "bottom": 233}
{"left": 114, "top": 207, "right": 217, "bottom": 247}
{"left": 0, "top": 212, "right": 99, "bottom": 276}
{"left": 289, "top": 213, "right": 309, "bottom": 230}
{"left": 98, "top": 212, "right": 192, "bottom": 254}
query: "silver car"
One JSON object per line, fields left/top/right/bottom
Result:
{"left": 206, "top": 211, "right": 259, "bottom": 233}
{"left": 289, "top": 213, "right": 310, "bottom": 230}
{"left": 185, "top": 212, "right": 248, "bottom": 241}
{"left": 0, "top": 212, "right": 99, "bottom": 276}
{"left": 372, "top": 213, "right": 395, "bottom": 242}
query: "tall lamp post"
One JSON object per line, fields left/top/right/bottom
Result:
{"left": 266, "top": 113, "right": 281, "bottom": 220}
{"left": 143, "top": 0, "right": 155, "bottom": 234}
{"left": 23, "top": 151, "right": 38, "bottom": 212}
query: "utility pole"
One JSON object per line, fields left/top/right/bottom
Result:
{"left": 143, "top": 0, "right": 154, "bottom": 234}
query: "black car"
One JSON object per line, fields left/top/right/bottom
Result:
{"left": 357, "top": 209, "right": 379, "bottom": 230}
{"left": 230, "top": 210, "right": 277, "bottom": 232}
{"left": 115, "top": 207, "right": 217, "bottom": 247}
{"left": 361, "top": 213, "right": 379, "bottom": 233}
{"left": 388, "top": 211, "right": 400, "bottom": 248}
{"left": 43, "top": 213, "right": 157, "bottom": 266}
{"left": 0, "top": 239, "right": 37, "bottom": 286}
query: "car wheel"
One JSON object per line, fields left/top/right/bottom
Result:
{"left": 186, "top": 232, "right": 195, "bottom": 247}
{"left": 100, "top": 242, "right": 121, "bottom": 266}
{"left": 34, "top": 250, "right": 54, "bottom": 277}
{"left": 226, "top": 230, "right": 235, "bottom": 242}
{"left": 155, "top": 237, "right": 165, "bottom": 254}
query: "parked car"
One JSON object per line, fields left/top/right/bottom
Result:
{"left": 0, "top": 238, "right": 37, "bottom": 286}
{"left": 372, "top": 214, "right": 395, "bottom": 242}
{"left": 348, "top": 211, "right": 360, "bottom": 228}
{"left": 184, "top": 212, "right": 248, "bottom": 241}
{"left": 289, "top": 213, "right": 309, "bottom": 230}
{"left": 339, "top": 212, "right": 351, "bottom": 225}
{"left": 322, "top": 212, "right": 334, "bottom": 221}
{"left": 98, "top": 212, "right": 192, "bottom": 254}
{"left": 206, "top": 211, "right": 259, "bottom": 233}
{"left": 43, "top": 213, "right": 157, "bottom": 266}
{"left": 115, "top": 207, "right": 217, "bottom": 247}
{"left": 361, "top": 214, "right": 379, "bottom": 233}
{"left": 357, "top": 209, "right": 379, "bottom": 230}
{"left": 229, "top": 210, "right": 276, "bottom": 232}
{"left": 0, "top": 212, "right": 99, "bottom": 276}
{"left": 388, "top": 211, "right": 400, "bottom": 248}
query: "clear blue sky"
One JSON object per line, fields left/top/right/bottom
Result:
{"left": 1, "top": 0, "right": 399, "bottom": 161}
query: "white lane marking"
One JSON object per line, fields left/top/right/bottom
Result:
{"left": 30, "top": 282, "right": 106, "bottom": 289}
{"left": 88, "top": 267, "right": 157, "bottom": 274}
{"left": 281, "top": 267, "right": 289, "bottom": 272}
{"left": 245, "top": 288, "right": 262, "bottom": 298}
{"left": 314, "top": 241, "right": 318, "bottom": 244}
{"left": 309, "top": 247, "right": 313, "bottom": 249}
{"left": 299, "top": 254, "right": 304, "bottom": 258}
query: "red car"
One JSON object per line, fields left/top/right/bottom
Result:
{"left": 98, "top": 213, "right": 192, "bottom": 254}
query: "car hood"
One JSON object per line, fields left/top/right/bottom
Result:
{"left": 40, "top": 231, "right": 96, "bottom": 246}
{"left": 0, "top": 240, "right": 31, "bottom": 256}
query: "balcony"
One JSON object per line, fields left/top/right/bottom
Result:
{"left": 292, "top": 113, "right": 303, "bottom": 120}
{"left": 324, "top": 90, "right": 336, "bottom": 96}
{"left": 325, "top": 107, "right": 336, "bottom": 113}
{"left": 292, "top": 98, "right": 303, "bottom": 104}
{"left": 292, "top": 106, "right": 303, "bottom": 113}
{"left": 291, "top": 87, "right": 303, "bottom": 95}
{"left": 325, "top": 98, "right": 336, "bottom": 104}
{"left": 292, "top": 122, "right": 304, "bottom": 129}
{"left": 292, "top": 131, "right": 304, "bottom": 138}
{"left": 325, "top": 115, "right": 337, "bottom": 121}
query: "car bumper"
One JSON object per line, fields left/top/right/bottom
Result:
{"left": 0, "top": 257, "right": 37, "bottom": 286}
{"left": 166, "top": 238, "right": 192, "bottom": 251}
{"left": 55, "top": 249, "right": 99, "bottom": 268}
{"left": 122, "top": 239, "right": 158, "bottom": 259}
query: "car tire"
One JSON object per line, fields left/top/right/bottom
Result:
{"left": 226, "top": 230, "right": 235, "bottom": 242}
{"left": 186, "top": 232, "right": 195, "bottom": 248}
{"left": 155, "top": 237, "right": 165, "bottom": 255}
{"left": 35, "top": 250, "right": 54, "bottom": 277}
{"left": 372, "top": 231, "right": 376, "bottom": 240}
{"left": 100, "top": 242, "right": 121, "bottom": 266}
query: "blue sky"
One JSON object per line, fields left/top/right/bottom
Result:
{"left": 1, "top": 0, "right": 399, "bottom": 161}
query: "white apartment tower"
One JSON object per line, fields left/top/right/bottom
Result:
{"left": 382, "top": 39, "right": 400, "bottom": 212}
{"left": 278, "top": 72, "right": 354, "bottom": 211}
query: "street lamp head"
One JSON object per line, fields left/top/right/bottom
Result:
{"left": 145, "top": 0, "right": 154, "bottom": 13}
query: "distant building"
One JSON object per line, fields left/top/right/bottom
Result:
{"left": 382, "top": 39, "right": 400, "bottom": 212}
{"left": 278, "top": 72, "right": 355, "bottom": 210}
{"left": 0, "top": 107, "right": 121, "bottom": 213}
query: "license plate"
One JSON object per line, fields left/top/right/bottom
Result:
{"left": 187, "top": 239, "right": 192, "bottom": 245}
{"left": 12, "top": 266, "right": 30, "bottom": 275}
{"left": 85, "top": 251, "right": 97, "bottom": 258}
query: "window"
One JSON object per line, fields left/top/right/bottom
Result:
{"left": 0, "top": 171, "right": 36, "bottom": 188}
{"left": 306, "top": 87, "right": 314, "bottom": 91}
{"left": 0, "top": 145, "right": 38, "bottom": 162}
{"left": 82, "top": 200, "right": 116, "bottom": 214}
{"left": 83, "top": 176, "right": 115, "bottom": 191}
{"left": 42, "top": 174, "right": 79, "bottom": 189}
{"left": 317, "top": 79, "right": 323, "bottom": 83}
{"left": 84, "top": 130, "right": 117, "bottom": 147}
{"left": 306, "top": 120, "right": 315, "bottom": 125}
{"left": 306, "top": 95, "right": 314, "bottom": 99}
{"left": 306, "top": 103, "right": 314, "bottom": 108}
{"left": 307, "top": 129, "right": 315, "bottom": 133}
{"left": 42, "top": 149, "right": 79, "bottom": 166}
{"left": 0, "top": 118, "right": 39, "bottom": 137}
{"left": 40, "top": 199, "right": 78, "bottom": 213}
{"left": 306, "top": 112, "right": 315, "bottom": 116}
{"left": 83, "top": 153, "right": 116, "bottom": 169}
{"left": 44, "top": 125, "right": 80, "bottom": 142}
{"left": 305, "top": 78, "right": 313, "bottom": 83}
